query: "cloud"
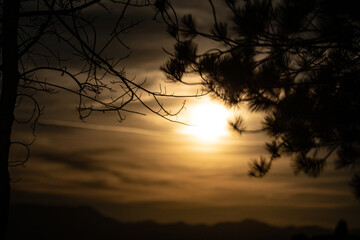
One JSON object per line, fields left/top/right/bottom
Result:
{"left": 39, "top": 119, "right": 162, "bottom": 137}
{"left": 33, "top": 150, "right": 103, "bottom": 171}
{"left": 30, "top": 146, "right": 181, "bottom": 189}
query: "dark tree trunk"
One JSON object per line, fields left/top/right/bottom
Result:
{"left": 1, "top": 0, "right": 20, "bottom": 238}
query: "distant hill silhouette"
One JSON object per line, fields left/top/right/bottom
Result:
{"left": 8, "top": 205, "right": 360, "bottom": 240}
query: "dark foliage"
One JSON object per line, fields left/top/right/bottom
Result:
{"left": 157, "top": 0, "right": 360, "bottom": 199}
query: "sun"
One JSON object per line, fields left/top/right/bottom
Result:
{"left": 181, "top": 101, "right": 232, "bottom": 142}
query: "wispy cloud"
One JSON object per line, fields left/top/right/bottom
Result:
{"left": 31, "top": 147, "right": 181, "bottom": 189}
{"left": 39, "top": 119, "right": 162, "bottom": 137}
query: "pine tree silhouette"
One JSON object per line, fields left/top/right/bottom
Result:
{"left": 157, "top": 0, "right": 360, "bottom": 199}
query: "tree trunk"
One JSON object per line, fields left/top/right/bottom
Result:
{"left": 1, "top": 0, "right": 20, "bottom": 238}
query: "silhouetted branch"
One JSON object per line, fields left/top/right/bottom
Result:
{"left": 19, "top": 0, "right": 101, "bottom": 17}
{"left": 159, "top": 0, "right": 360, "bottom": 199}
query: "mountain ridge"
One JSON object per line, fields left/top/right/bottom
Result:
{"left": 8, "top": 204, "right": 360, "bottom": 240}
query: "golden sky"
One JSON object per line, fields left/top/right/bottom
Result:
{"left": 9, "top": 0, "right": 360, "bottom": 229}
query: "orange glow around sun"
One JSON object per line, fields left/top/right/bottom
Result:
{"left": 181, "top": 101, "right": 232, "bottom": 142}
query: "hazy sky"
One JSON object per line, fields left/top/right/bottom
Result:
{"left": 9, "top": 0, "right": 360, "bottom": 229}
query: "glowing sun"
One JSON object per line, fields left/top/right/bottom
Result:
{"left": 182, "top": 102, "right": 232, "bottom": 141}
